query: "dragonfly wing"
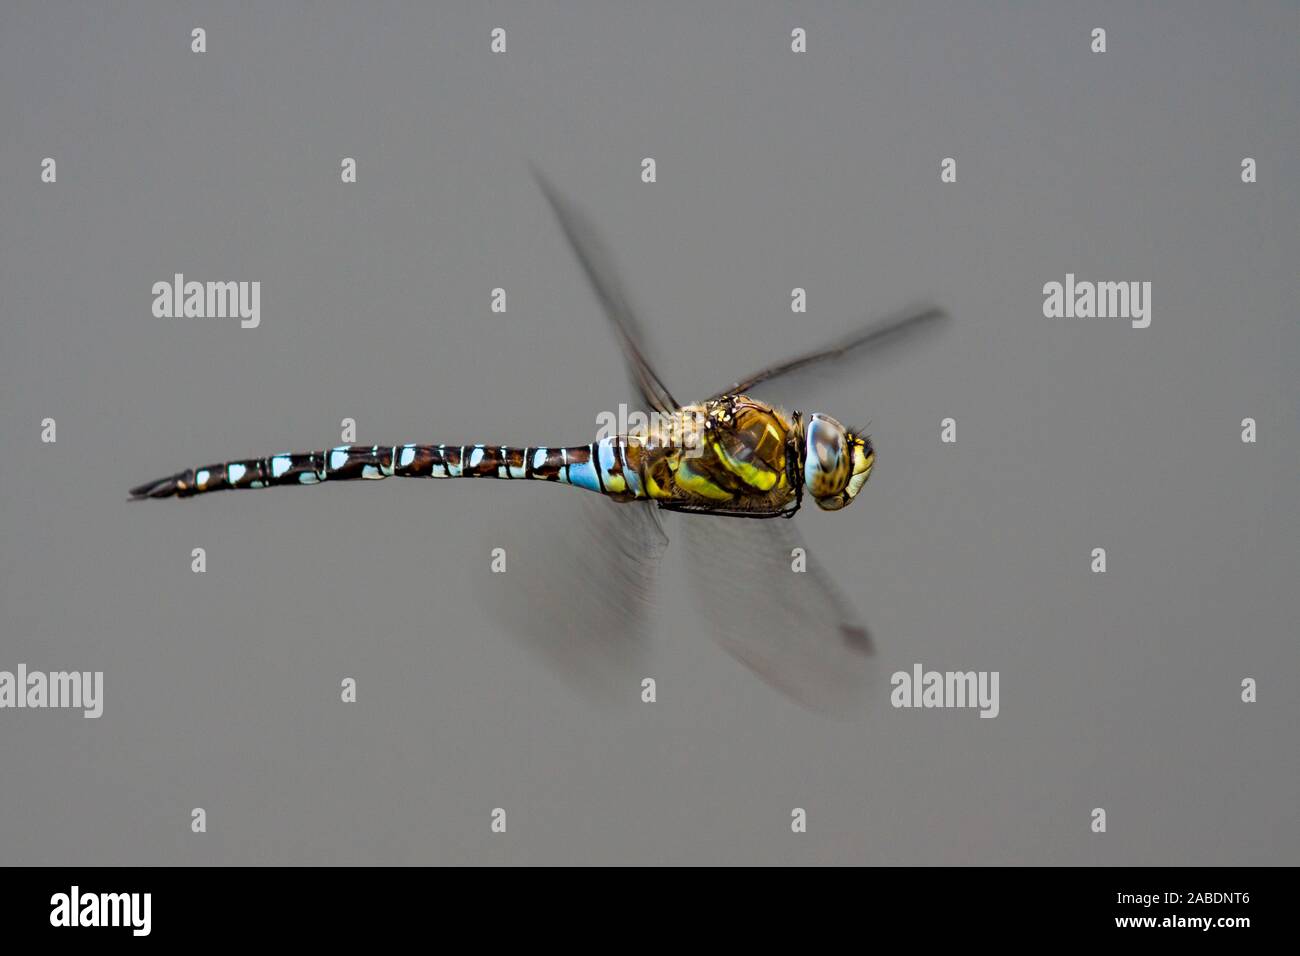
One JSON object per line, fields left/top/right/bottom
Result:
{"left": 476, "top": 491, "right": 668, "bottom": 703}
{"left": 531, "top": 165, "right": 681, "bottom": 414}
{"left": 710, "top": 304, "right": 948, "bottom": 401}
{"left": 681, "top": 514, "right": 879, "bottom": 714}
{"left": 490, "top": 168, "right": 679, "bottom": 698}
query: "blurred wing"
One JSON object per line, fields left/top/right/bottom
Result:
{"left": 482, "top": 166, "right": 684, "bottom": 699}
{"left": 532, "top": 164, "right": 681, "bottom": 414}
{"left": 681, "top": 514, "right": 879, "bottom": 714}
{"left": 711, "top": 304, "right": 948, "bottom": 400}
{"left": 476, "top": 490, "right": 668, "bottom": 704}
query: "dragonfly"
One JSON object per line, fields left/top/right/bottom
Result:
{"left": 131, "top": 169, "right": 946, "bottom": 711}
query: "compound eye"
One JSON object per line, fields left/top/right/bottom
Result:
{"left": 804, "top": 417, "right": 852, "bottom": 499}
{"left": 810, "top": 421, "right": 843, "bottom": 473}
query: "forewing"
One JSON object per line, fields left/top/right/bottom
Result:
{"left": 711, "top": 304, "right": 948, "bottom": 401}
{"left": 532, "top": 165, "right": 681, "bottom": 414}
{"left": 681, "top": 514, "right": 879, "bottom": 714}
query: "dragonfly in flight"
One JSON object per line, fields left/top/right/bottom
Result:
{"left": 131, "top": 169, "right": 947, "bottom": 711}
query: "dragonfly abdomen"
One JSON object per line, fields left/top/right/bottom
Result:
{"left": 129, "top": 440, "right": 647, "bottom": 501}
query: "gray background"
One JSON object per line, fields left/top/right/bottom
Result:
{"left": 1, "top": 1, "right": 1296, "bottom": 865}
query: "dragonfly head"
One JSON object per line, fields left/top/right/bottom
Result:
{"left": 802, "top": 413, "right": 874, "bottom": 511}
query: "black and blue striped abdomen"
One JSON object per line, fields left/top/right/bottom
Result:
{"left": 129, "top": 439, "right": 648, "bottom": 501}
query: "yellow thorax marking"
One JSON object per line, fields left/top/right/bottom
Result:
{"left": 709, "top": 431, "right": 780, "bottom": 492}
{"left": 675, "top": 459, "right": 734, "bottom": 501}
{"left": 644, "top": 466, "right": 669, "bottom": 500}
